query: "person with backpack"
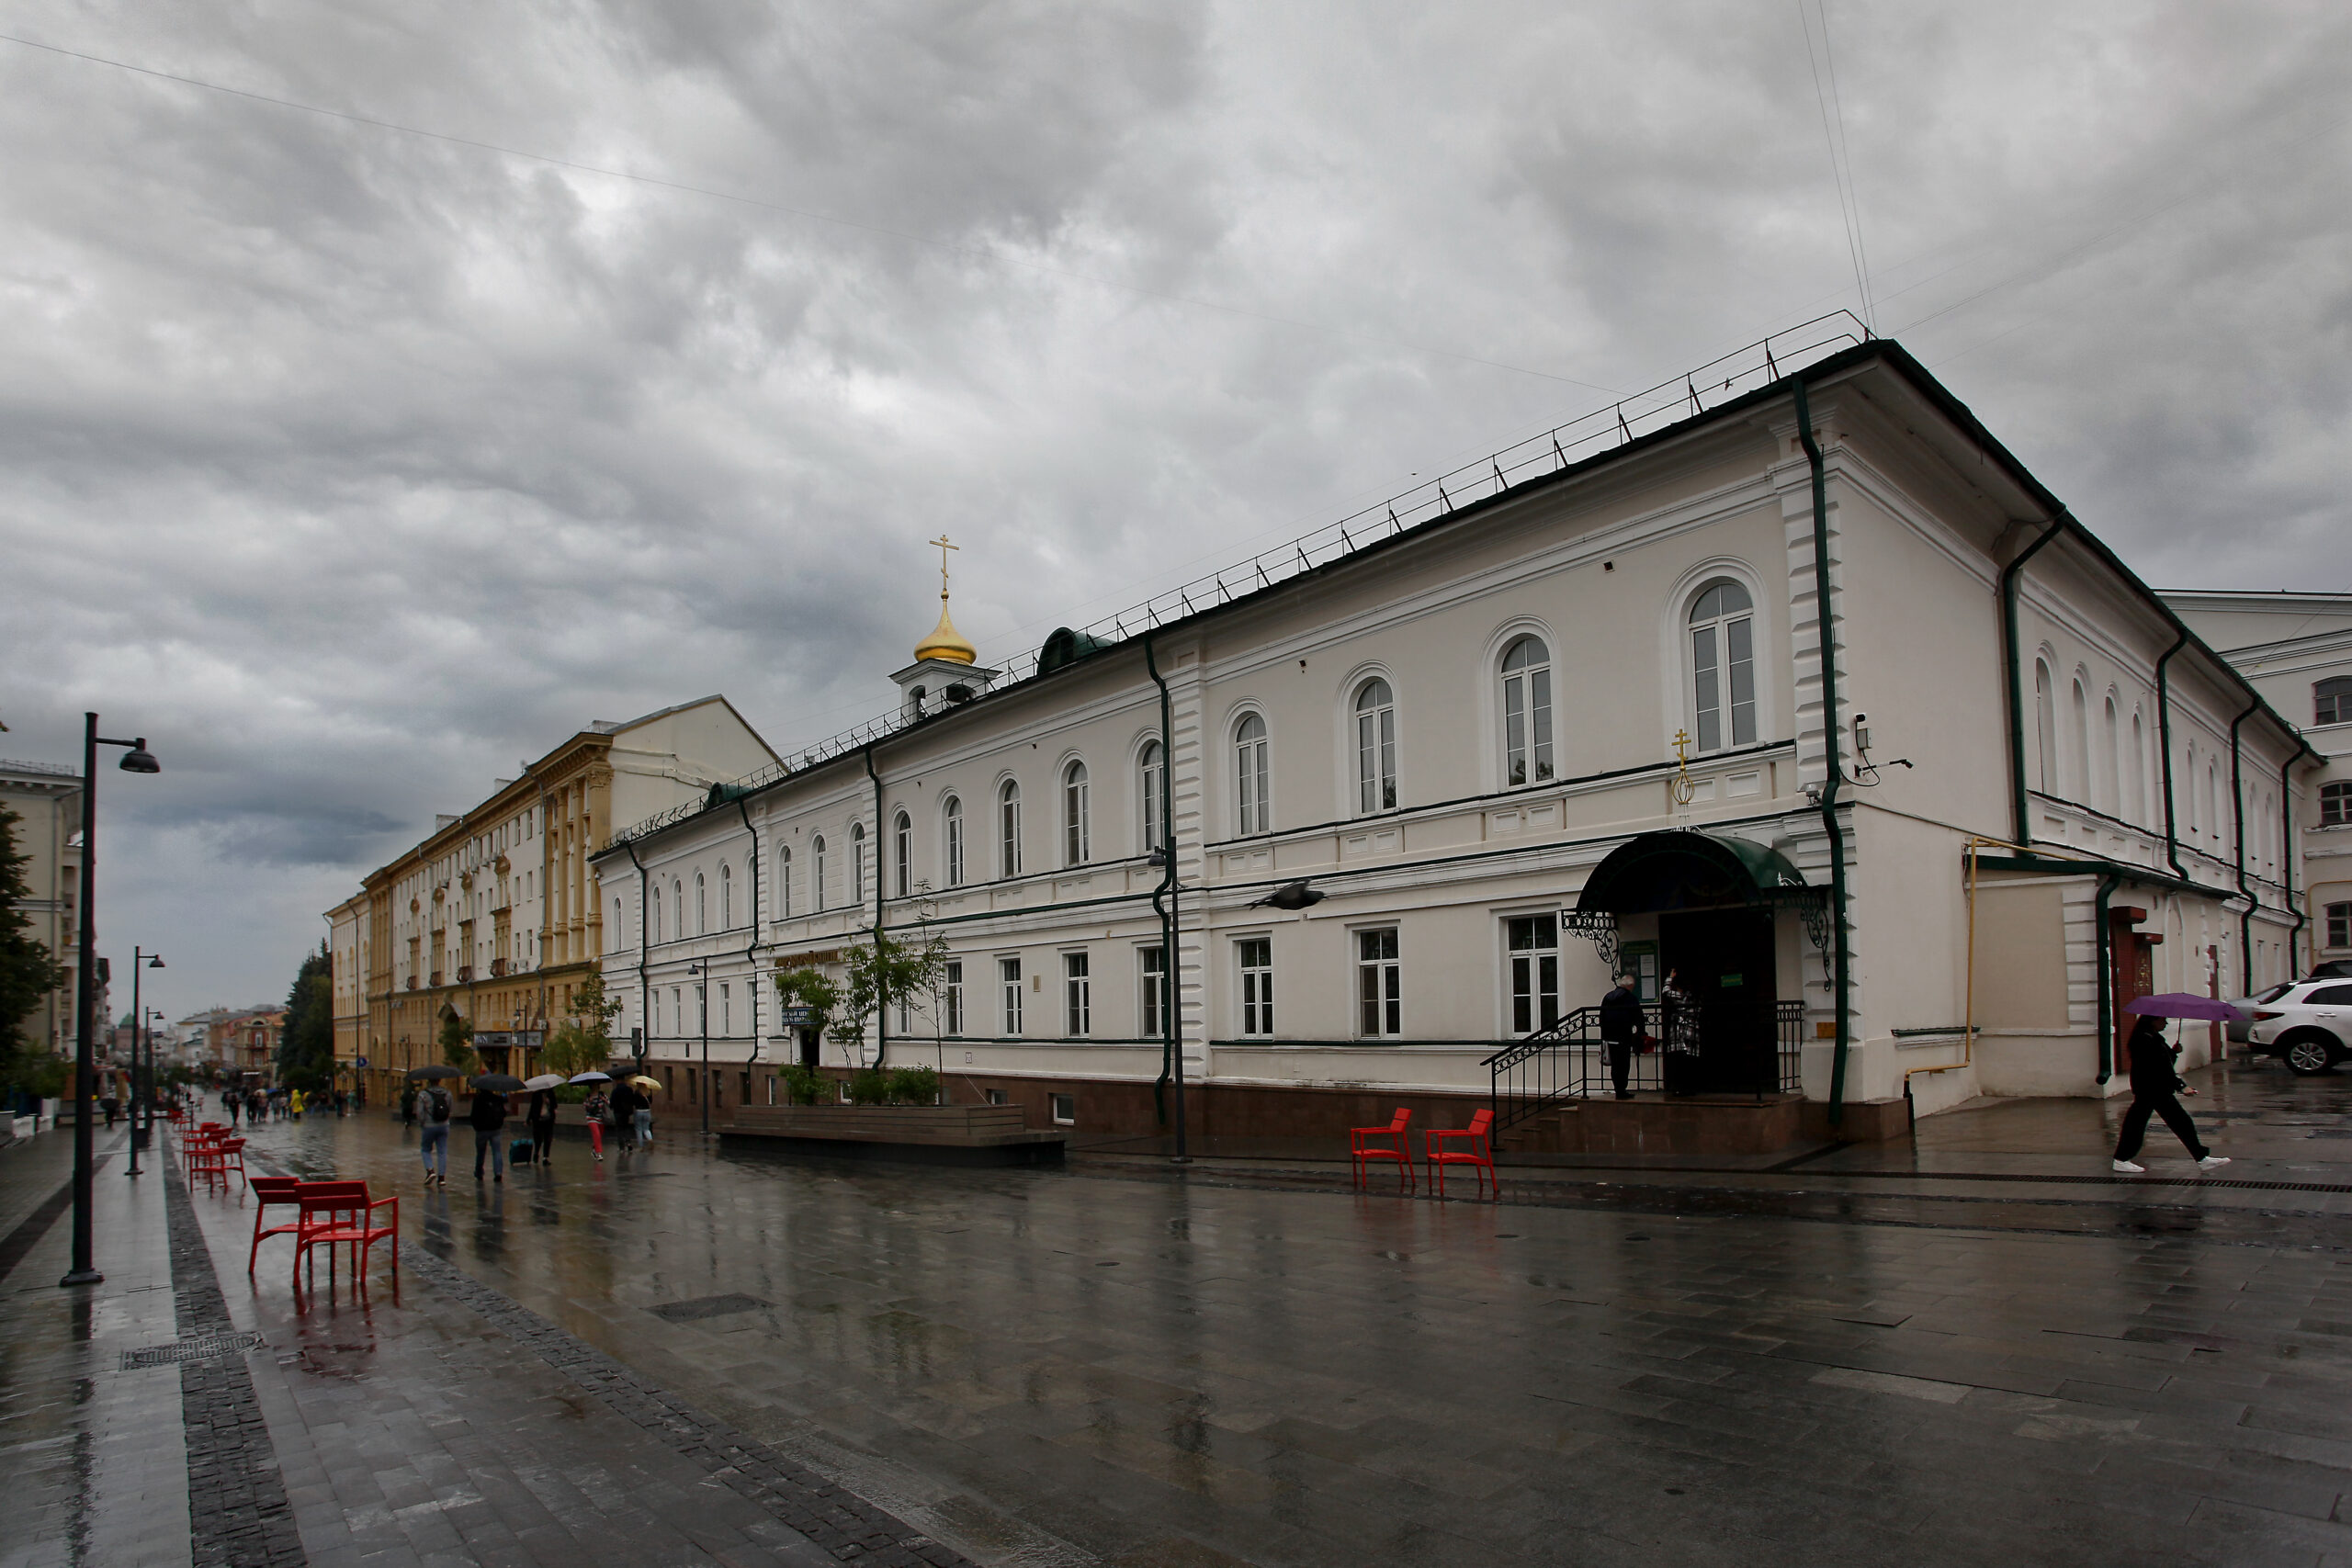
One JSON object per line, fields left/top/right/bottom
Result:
{"left": 418, "top": 1080, "right": 453, "bottom": 1185}
{"left": 469, "top": 1082, "right": 510, "bottom": 1181}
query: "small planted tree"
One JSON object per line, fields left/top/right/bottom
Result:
{"left": 829, "top": 931, "right": 950, "bottom": 1066}
{"left": 542, "top": 971, "right": 624, "bottom": 1083}
{"left": 438, "top": 1010, "right": 479, "bottom": 1074}
{"left": 777, "top": 1061, "right": 824, "bottom": 1105}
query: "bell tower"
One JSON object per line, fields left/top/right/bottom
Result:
{"left": 892, "top": 534, "right": 997, "bottom": 720}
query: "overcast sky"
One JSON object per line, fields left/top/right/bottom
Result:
{"left": 3, "top": 1, "right": 2346, "bottom": 1017}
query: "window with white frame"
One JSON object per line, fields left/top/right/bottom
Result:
{"left": 670, "top": 987, "right": 682, "bottom": 1035}
{"left": 2102, "top": 695, "right": 2120, "bottom": 816}
{"left": 1499, "top": 636, "right": 1555, "bottom": 784}
{"left": 1050, "top": 1092, "right": 1075, "bottom": 1125}
{"left": 1063, "top": 761, "right": 1091, "bottom": 865}
{"left": 2323, "top": 781, "right": 2352, "bottom": 828}
{"left": 1238, "top": 938, "right": 1272, "bottom": 1036}
{"left": 1506, "top": 914, "right": 1561, "bottom": 1033}
{"left": 943, "top": 795, "right": 965, "bottom": 886}
{"left": 943, "top": 960, "right": 964, "bottom": 1033}
{"left": 1064, "top": 952, "right": 1091, "bottom": 1035}
{"left": 650, "top": 883, "right": 662, "bottom": 942}
{"left": 2034, "top": 661, "right": 2058, "bottom": 795}
{"left": 719, "top": 982, "right": 731, "bottom": 1036}
{"left": 852, "top": 822, "right": 866, "bottom": 905}
{"left": 2326, "top": 902, "right": 2351, "bottom": 949}
{"left": 612, "top": 897, "right": 623, "bottom": 953}
{"left": 1234, "top": 714, "right": 1271, "bottom": 835}
{"left": 2317, "top": 677, "right": 2352, "bottom": 727}
{"left": 776, "top": 846, "right": 792, "bottom": 918}
{"left": 893, "top": 811, "right": 912, "bottom": 898}
{"left": 1139, "top": 945, "right": 1166, "bottom": 1037}
{"left": 1354, "top": 679, "right": 1397, "bottom": 813}
{"left": 1139, "top": 741, "right": 1164, "bottom": 853}
{"left": 2070, "top": 680, "right": 2089, "bottom": 807}
{"left": 999, "top": 781, "right": 1023, "bottom": 876}
{"left": 811, "top": 836, "right": 827, "bottom": 911}
{"left": 720, "top": 863, "right": 733, "bottom": 928}
{"left": 694, "top": 873, "right": 707, "bottom": 935}
{"left": 1357, "top": 928, "right": 1401, "bottom": 1037}
{"left": 999, "top": 956, "right": 1023, "bottom": 1033}
{"left": 1686, "top": 583, "right": 1755, "bottom": 753}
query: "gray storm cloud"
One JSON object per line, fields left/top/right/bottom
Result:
{"left": 2, "top": 0, "right": 2346, "bottom": 1008}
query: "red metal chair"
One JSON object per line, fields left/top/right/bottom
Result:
{"left": 1350, "top": 1108, "right": 1415, "bottom": 1192}
{"left": 247, "top": 1177, "right": 303, "bottom": 1272}
{"left": 292, "top": 1181, "right": 398, "bottom": 1286}
{"left": 215, "top": 1136, "right": 248, "bottom": 1190}
{"left": 1424, "top": 1109, "right": 1498, "bottom": 1201}
{"left": 184, "top": 1129, "right": 227, "bottom": 1188}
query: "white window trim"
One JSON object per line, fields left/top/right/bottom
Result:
{"left": 1653, "top": 561, "right": 1774, "bottom": 763}
{"left": 1229, "top": 705, "right": 1272, "bottom": 839}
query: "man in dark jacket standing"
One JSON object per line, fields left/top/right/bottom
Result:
{"left": 2113, "top": 1015, "right": 2230, "bottom": 1173}
{"left": 469, "top": 1083, "right": 510, "bottom": 1181}
{"left": 1598, "top": 974, "right": 1644, "bottom": 1101}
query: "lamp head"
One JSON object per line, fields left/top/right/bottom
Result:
{"left": 147, "top": 954, "right": 165, "bottom": 969}
{"left": 118, "top": 739, "right": 160, "bottom": 774}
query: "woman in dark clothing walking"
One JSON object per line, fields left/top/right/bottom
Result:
{"left": 526, "top": 1089, "right": 557, "bottom": 1167}
{"left": 469, "top": 1084, "right": 510, "bottom": 1181}
{"left": 2114, "top": 1015, "right": 2230, "bottom": 1173}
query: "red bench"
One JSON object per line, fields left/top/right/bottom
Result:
{"left": 291, "top": 1180, "right": 398, "bottom": 1286}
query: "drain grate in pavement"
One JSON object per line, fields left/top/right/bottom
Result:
{"left": 648, "top": 1292, "right": 771, "bottom": 1322}
{"left": 121, "top": 1330, "right": 266, "bottom": 1370}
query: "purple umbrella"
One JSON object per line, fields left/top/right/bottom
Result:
{"left": 2124, "top": 992, "right": 2247, "bottom": 1021}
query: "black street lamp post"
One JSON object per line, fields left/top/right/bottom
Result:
{"left": 688, "top": 963, "right": 709, "bottom": 1135}
{"left": 62, "top": 714, "right": 159, "bottom": 1288}
{"left": 125, "top": 948, "right": 164, "bottom": 1175}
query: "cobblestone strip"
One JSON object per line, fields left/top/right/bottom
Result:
{"left": 162, "top": 1157, "right": 309, "bottom": 1568}
{"left": 405, "top": 1246, "right": 974, "bottom": 1568}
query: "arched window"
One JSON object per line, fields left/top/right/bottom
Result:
{"left": 1685, "top": 586, "right": 1753, "bottom": 754}
{"left": 999, "top": 781, "right": 1023, "bottom": 876}
{"left": 1235, "top": 714, "right": 1270, "bottom": 836}
{"left": 776, "top": 846, "right": 792, "bottom": 919}
{"left": 673, "top": 881, "right": 685, "bottom": 941}
{"left": 1354, "top": 679, "right": 1396, "bottom": 813}
{"left": 2070, "top": 680, "right": 2089, "bottom": 807}
{"left": 612, "top": 897, "right": 623, "bottom": 953}
{"left": 650, "top": 883, "right": 663, "bottom": 944}
{"left": 811, "top": 836, "right": 827, "bottom": 911}
{"left": 2034, "top": 661, "right": 2057, "bottom": 795}
{"left": 893, "top": 811, "right": 912, "bottom": 897}
{"left": 851, "top": 822, "right": 867, "bottom": 904}
{"left": 1062, "top": 761, "right": 1091, "bottom": 864}
{"left": 2131, "top": 711, "right": 2147, "bottom": 824}
{"left": 719, "top": 863, "right": 733, "bottom": 928}
{"left": 1499, "top": 635, "right": 1555, "bottom": 784}
{"left": 943, "top": 796, "right": 965, "bottom": 886}
{"left": 2102, "top": 696, "right": 2120, "bottom": 816}
{"left": 695, "top": 872, "right": 707, "bottom": 935}
{"left": 1138, "top": 741, "right": 1164, "bottom": 853}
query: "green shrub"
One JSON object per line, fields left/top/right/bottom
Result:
{"left": 848, "top": 1068, "right": 889, "bottom": 1105}
{"left": 779, "top": 1063, "right": 823, "bottom": 1105}
{"left": 886, "top": 1066, "right": 940, "bottom": 1105}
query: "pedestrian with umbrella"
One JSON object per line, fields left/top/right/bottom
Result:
{"left": 469, "top": 1072, "right": 524, "bottom": 1182}
{"left": 573, "top": 1072, "right": 614, "bottom": 1162}
{"left": 407, "top": 1064, "right": 461, "bottom": 1184}
{"left": 521, "top": 1074, "right": 563, "bottom": 1168}
{"left": 625, "top": 1075, "right": 659, "bottom": 1152}
{"left": 2113, "top": 994, "right": 2237, "bottom": 1174}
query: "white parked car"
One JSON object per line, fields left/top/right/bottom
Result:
{"left": 2245, "top": 980, "right": 2352, "bottom": 1075}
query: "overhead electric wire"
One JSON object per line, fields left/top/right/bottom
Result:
{"left": 0, "top": 29, "right": 1620, "bottom": 398}
{"left": 1796, "top": 0, "right": 1873, "bottom": 333}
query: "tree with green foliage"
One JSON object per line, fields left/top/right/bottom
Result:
{"left": 542, "top": 970, "right": 625, "bottom": 1077}
{"left": 0, "top": 804, "right": 67, "bottom": 1093}
{"left": 438, "top": 1007, "right": 479, "bottom": 1073}
{"left": 827, "top": 929, "right": 950, "bottom": 1063}
{"left": 276, "top": 942, "right": 335, "bottom": 1091}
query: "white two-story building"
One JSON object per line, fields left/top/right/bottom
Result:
{"left": 592, "top": 333, "right": 2313, "bottom": 1151}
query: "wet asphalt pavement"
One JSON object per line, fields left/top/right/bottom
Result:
{"left": 5, "top": 1056, "right": 2351, "bottom": 1567}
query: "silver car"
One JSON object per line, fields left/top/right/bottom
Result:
{"left": 2245, "top": 979, "right": 2352, "bottom": 1075}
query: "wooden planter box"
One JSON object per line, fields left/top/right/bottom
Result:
{"left": 720, "top": 1103, "right": 1066, "bottom": 1167}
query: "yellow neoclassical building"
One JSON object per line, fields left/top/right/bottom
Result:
{"left": 328, "top": 698, "right": 777, "bottom": 1105}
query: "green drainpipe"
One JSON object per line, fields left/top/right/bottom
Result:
{"left": 865, "top": 742, "right": 887, "bottom": 1069}
{"left": 2155, "top": 629, "right": 2192, "bottom": 884}
{"left": 2280, "top": 754, "right": 2306, "bottom": 972}
{"left": 2094, "top": 870, "right": 2121, "bottom": 1086}
{"left": 2229, "top": 699, "right": 2259, "bottom": 992}
{"left": 2000, "top": 517, "right": 2064, "bottom": 846}
{"left": 1793, "top": 379, "right": 1852, "bottom": 1126}
{"left": 1144, "top": 633, "right": 1182, "bottom": 1148}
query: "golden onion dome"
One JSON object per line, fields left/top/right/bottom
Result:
{"left": 914, "top": 597, "right": 977, "bottom": 665}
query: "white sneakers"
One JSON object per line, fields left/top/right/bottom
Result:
{"left": 2113, "top": 1159, "right": 2145, "bottom": 1173}
{"left": 2198, "top": 1155, "right": 2231, "bottom": 1170}
{"left": 2114, "top": 1155, "right": 2230, "bottom": 1173}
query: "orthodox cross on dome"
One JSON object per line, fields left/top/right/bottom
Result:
{"left": 930, "top": 533, "right": 958, "bottom": 600}
{"left": 913, "top": 534, "right": 978, "bottom": 666}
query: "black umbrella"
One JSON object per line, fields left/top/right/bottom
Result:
{"left": 406, "top": 1064, "right": 462, "bottom": 1080}
{"left": 470, "top": 1073, "right": 526, "bottom": 1093}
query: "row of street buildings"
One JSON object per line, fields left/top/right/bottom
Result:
{"left": 322, "top": 336, "right": 2352, "bottom": 1145}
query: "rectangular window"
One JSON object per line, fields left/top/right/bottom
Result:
{"left": 719, "top": 982, "right": 731, "bottom": 1036}
{"left": 1357, "top": 929, "right": 1401, "bottom": 1038}
{"left": 1238, "top": 938, "right": 1273, "bottom": 1036}
{"left": 1139, "top": 945, "right": 1167, "bottom": 1037}
{"left": 943, "top": 961, "right": 964, "bottom": 1034}
{"left": 1050, "top": 1092, "right": 1076, "bottom": 1125}
{"left": 1692, "top": 624, "right": 1721, "bottom": 753}
{"left": 1726, "top": 615, "right": 1756, "bottom": 746}
{"left": 1506, "top": 914, "right": 1561, "bottom": 1034}
{"left": 670, "top": 987, "right": 682, "bottom": 1035}
{"left": 985, "top": 1088, "right": 1009, "bottom": 1105}
{"left": 2324, "top": 781, "right": 2351, "bottom": 828}
{"left": 2329, "top": 902, "right": 2352, "bottom": 950}
{"left": 1000, "top": 957, "right": 1023, "bottom": 1034}
{"left": 1064, "top": 952, "right": 1091, "bottom": 1035}
{"left": 2317, "top": 677, "right": 2352, "bottom": 727}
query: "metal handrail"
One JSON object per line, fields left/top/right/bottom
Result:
{"left": 1486, "top": 999, "right": 1809, "bottom": 1132}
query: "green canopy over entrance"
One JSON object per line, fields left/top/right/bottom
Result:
{"left": 1576, "top": 830, "right": 1809, "bottom": 914}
